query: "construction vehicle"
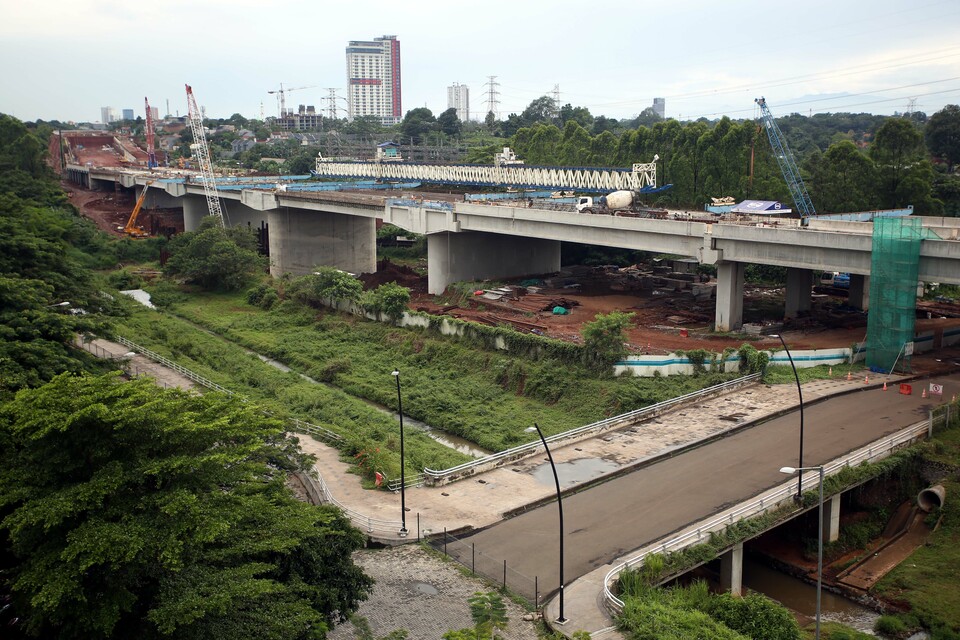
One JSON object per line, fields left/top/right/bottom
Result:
{"left": 185, "top": 84, "right": 226, "bottom": 227}
{"left": 819, "top": 271, "right": 851, "bottom": 289}
{"left": 575, "top": 189, "right": 667, "bottom": 218}
{"left": 120, "top": 182, "right": 154, "bottom": 238}
{"left": 755, "top": 97, "right": 816, "bottom": 219}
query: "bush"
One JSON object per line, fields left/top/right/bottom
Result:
{"left": 581, "top": 311, "right": 635, "bottom": 370}
{"left": 360, "top": 282, "right": 411, "bottom": 318}
{"left": 259, "top": 288, "right": 279, "bottom": 310}
{"left": 246, "top": 283, "right": 272, "bottom": 306}
{"left": 874, "top": 615, "right": 907, "bottom": 636}
{"left": 704, "top": 592, "right": 801, "bottom": 640}
{"left": 108, "top": 269, "right": 145, "bottom": 290}
{"left": 288, "top": 267, "right": 363, "bottom": 306}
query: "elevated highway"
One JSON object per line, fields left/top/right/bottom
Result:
{"left": 67, "top": 165, "right": 960, "bottom": 331}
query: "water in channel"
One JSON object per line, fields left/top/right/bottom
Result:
{"left": 253, "top": 354, "right": 491, "bottom": 458}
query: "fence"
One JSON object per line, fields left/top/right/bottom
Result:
{"left": 602, "top": 408, "right": 949, "bottom": 614}
{"left": 422, "top": 373, "right": 761, "bottom": 485}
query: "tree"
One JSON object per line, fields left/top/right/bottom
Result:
{"left": 484, "top": 111, "right": 497, "bottom": 132}
{"left": 520, "top": 96, "right": 557, "bottom": 126}
{"left": 400, "top": 108, "right": 436, "bottom": 144}
{"left": 871, "top": 117, "right": 939, "bottom": 212}
{"left": 359, "top": 282, "right": 410, "bottom": 319}
{"left": 437, "top": 108, "right": 463, "bottom": 138}
{"left": 926, "top": 104, "right": 960, "bottom": 172}
{"left": 559, "top": 104, "right": 593, "bottom": 129}
{"left": 815, "top": 140, "right": 879, "bottom": 213}
{"left": 581, "top": 311, "right": 635, "bottom": 369}
{"left": 288, "top": 266, "right": 363, "bottom": 306}
{"left": 163, "top": 217, "right": 265, "bottom": 291}
{"left": 0, "top": 373, "right": 372, "bottom": 639}
{"left": 632, "top": 106, "right": 664, "bottom": 128}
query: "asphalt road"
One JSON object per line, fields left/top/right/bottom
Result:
{"left": 451, "top": 374, "right": 960, "bottom": 598}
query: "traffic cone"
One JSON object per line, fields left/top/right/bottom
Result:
{"left": 883, "top": 381, "right": 888, "bottom": 391}
{"left": 846, "top": 371, "right": 852, "bottom": 381}
{"left": 864, "top": 375, "right": 869, "bottom": 384}
{"left": 829, "top": 367, "right": 833, "bottom": 377}
{"left": 922, "top": 389, "right": 928, "bottom": 399}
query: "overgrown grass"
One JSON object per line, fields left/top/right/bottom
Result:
{"left": 153, "top": 288, "right": 741, "bottom": 452}
{"left": 763, "top": 362, "right": 865, "bottom": 385}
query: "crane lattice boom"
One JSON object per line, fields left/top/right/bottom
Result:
{"left": 755, "top": 97, "right": 816, "bottom": 218}
{"left": 185, "top": 84, "right": 226, "bottom": 227}
{"left": 144, "top": 97, "right": 157, "bottom": 169}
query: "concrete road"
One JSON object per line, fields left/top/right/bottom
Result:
{"left": 451, "top": 375, "right": 960, "bottom": 599}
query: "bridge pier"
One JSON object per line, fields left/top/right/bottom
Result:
{"left": 182, "top": 195, "right": 210, "bottom": 231}
{"left": 267, "top": 207, "right": 376, "bottom": 278}
{"left": 426, "top": 231, "right": 561, "bottom": 295}
{"left": 715, "top": 262, "right": 745, "bottom": 332}
{"left": 848, "top": 274, "right": 870, "bottom": 310}
{"left": 824, "top": 494, "right": 841, "bottom": 543}
{"left": 720, "top": 542, "right": 744, "bottom": 596}
{"left": 785, "top": 268, "right": 813, "bottom": 319}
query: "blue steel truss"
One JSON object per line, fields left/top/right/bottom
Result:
{"left": 755, "top": 97, "right": 816, "bottom": 218}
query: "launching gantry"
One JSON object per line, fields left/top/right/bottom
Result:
{"left": 313, "top": 147, "right": 668, "bottom": 194}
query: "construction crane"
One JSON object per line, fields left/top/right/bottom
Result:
{"left": 121, "top": 181, "right": 154, "bottom": 238}
{"left": 755, "top": 97, "right": 816, "bottom": 219}
{"left": 144, "top": 97, "right": 158, "bottom": 168}
{"left": 185, "top": 84, "right": 226, "bottom": 227}
{"left": 268, "top": 83, "right": 317, "bottom": 117}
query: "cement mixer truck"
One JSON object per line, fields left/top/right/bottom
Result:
{"left": 575, "top": 190, "right": 667, "bottom": 218}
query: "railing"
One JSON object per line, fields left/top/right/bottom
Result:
{"left": 312, "top": 470, "right": 409, "bottom": 538}
{"left": 602, "top": 416, "right": 935, "bottom": 614}
{"left": 114, "top": 336, "right": 235, "bottom": 395}
{"left": 387, "top": 474, "right": 426, "bottom": 491}
{"left": 422, "top": 373, "right": 762, "bottom": 485}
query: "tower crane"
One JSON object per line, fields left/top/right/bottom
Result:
{"left": 185, "top": 84, "right": 226, "bottom": 227}
{"left": 268, "top": 83, "right": 317, "bottom": 117}
{"left": 755, "top": 97, "right": 816, "bottom": 219}
{"left": 144, "top": 97, "right": 158, "bottom": 169}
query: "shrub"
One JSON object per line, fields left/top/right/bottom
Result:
{"left": 108, "top": 269, "right": 145, "bottom": 290}
{"left": 259, "top": 288, "right": 279, "bottom": 310}
{"left": 360, "top": 282, "right": 411, "bottom": 319}
{"left": 581, "top": 311, "right": 635, "bottom": 370}
{"left": 874, "top": 615, "right": 907, "bottom": 636}
{"left": 704, "top": 592, "right": 801, "bottom": 640}
{"left": 246, "top": 283, "right": 272, "bottom": 306}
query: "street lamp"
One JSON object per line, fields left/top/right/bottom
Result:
{"left": 525, "top": 423, "right": 567, "bottom": 624}
{"left": 391, "top": 370, "right": 408, "bottom": 537}
{"left": 780, "top": 465, "right": 824, "bottom": 640}
{"left": 45, "top": 301, "right": 71, "bottom": 308}
{"left": 770, "top": 334, "right": 805, "bottom": 501}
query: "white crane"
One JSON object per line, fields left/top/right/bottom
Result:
{"left": 268, "top": 83, "right": 317, "bottom": 117}
{"left": 185, "top": 84, "right": 226, "bottom": 227}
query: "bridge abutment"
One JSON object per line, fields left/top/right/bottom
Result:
{"left": 720, "top": 542, "right": 744, "bottom": 596}
{"left": 426, "top": 231, "right": 561, "bottom": 295}
{"left": 267, "top": 207, "right": 376, "bottom": 278}
{"left": 715, "top": 262, "right": 745, "bottom": 332}
{"left": 785, "top": 268, "right": 813, "bottom": 319}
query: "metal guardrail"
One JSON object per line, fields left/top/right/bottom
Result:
{"left": 312, "top": 470, "right": 407, "bottom": 538}
{"left": 387, "top": 197, "right": 454, "bottom": 211}
{"left": 422, "top": 373, "right": 762, "bottom": 484}
{"left": 602, "top": 417, "right": 933, "bottom": 614}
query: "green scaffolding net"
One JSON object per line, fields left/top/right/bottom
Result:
{"left": 866, "top": 217, "right": 923, "bottom": 373}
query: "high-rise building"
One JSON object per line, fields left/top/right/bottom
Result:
{"left": 652, "top": 97, "right": 665, "bottom": 119}
{"left": 121, "top": 108, "right": 135, "bottom": 121}
{"left": 346, "top": 35, "right": 402, "bottom": 125}
{"left": 149, "top": 106, "right": 159, "bottom": 120}
{"left": 100, "top": 107, "right": 116, "bottom": 124}
{"left": 447, "top": 83, "right": 469, "bottom": 122}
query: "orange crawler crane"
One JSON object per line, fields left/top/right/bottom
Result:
{"left": 122, "top": 181, "right": 154, "bottom": 238}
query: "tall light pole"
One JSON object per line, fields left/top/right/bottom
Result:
{"left": 391, "top": 370, "right": 408, "bottom": 537}
{"left": 780, "top": 465, "right": 824, "bottom": 640}
{"left": 525, "top": 424, "right": 567, "bottom": 624}
{"left": 771, "top": 334, "right": 805, "bottom": 501}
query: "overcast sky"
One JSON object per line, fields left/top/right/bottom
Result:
{"left": 2, "top": 0, "right": 959, "bottom": 124}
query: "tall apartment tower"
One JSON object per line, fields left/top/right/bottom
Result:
{"left": 447, "top": 83, "right": 469, "bottom": 122}
{"left": 100, "top": 107, "right": 116, "bottom": 124}
{"left": 652, "top": 97, "right": 665, "bottom": 118}
{"left": 345, "top": 35, "right": 402, "bottom": 125}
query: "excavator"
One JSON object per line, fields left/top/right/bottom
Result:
{"left": 121, "top": 181, "right": 154, "bottom": 238}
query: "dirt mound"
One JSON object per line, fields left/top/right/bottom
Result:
{"left": 360, "top": 260, "right": 425, "bottom": 292}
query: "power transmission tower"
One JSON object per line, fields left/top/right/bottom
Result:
{"left": 323, "top": 88, "right": 346, "bottom": 120}
{"left": 551, "top": 83, "right": 561, "bottom": 117}
{"left": 484, "top": 75, "right": 500, "bottom": 120}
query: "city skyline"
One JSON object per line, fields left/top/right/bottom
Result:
{"left": 1, "top": 0, "right": 959, "bottom": 124}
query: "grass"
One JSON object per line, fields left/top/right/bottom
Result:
{"left": 763, "top": 363, "right": 865, "bottom": 386}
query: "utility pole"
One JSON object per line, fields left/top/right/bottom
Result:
{"left": 551, "top": 83, "right": 561, "bottom": 117}
{"left": 323, "top": 88, "right": 346, "bottom": 121}
{"left": 484, "top": 75, "right": 500, "bottom": 121}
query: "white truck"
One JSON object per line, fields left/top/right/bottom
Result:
{"left": 575, "top": 190, "right": 667, "bottom": 218}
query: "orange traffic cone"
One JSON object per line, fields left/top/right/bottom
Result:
{"left": 922, "top": 389, "right": 928, "bottom": 399}
{"left": 864, "top": 375, "right": 869, "bottom": 384}
{"left": 846, "top": 371, "right": 852, "bottom": 381}
{"left": 883, "top": 381, "right": 888, "bottom": 391}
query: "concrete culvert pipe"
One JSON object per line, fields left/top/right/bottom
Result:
{"left": 918, "top": 484, "right": 946, "bottom": 512}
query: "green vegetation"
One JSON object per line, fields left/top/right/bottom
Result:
{"left": 581, "top": 311, "right": 635, "bottom": 369}
{"left": 763, "top": 362, "right": 864, "bottom": 385}
{"left": 164, "top": 217, "right": 266, "bottom": 291}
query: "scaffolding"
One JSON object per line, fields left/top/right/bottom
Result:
{"left": 866, "top": 217, "right": 922, "bottom": 373}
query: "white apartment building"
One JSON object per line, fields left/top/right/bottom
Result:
{"left": 100, "top": 107, "right": 116, "bottom": 124}
{"left": 447, "top": 83, "right": 469, "bottom": 122}
{"left": 345, "top": 35, "right": 402, "bottom": 125}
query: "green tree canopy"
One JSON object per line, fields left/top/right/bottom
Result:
{"left": 815, "top": 140, "right": 879, "bottom": 213}
{"left": 925, "top": 104, "right": 960, "bottom": 172}
{"left": 0, "top": 373, "right": 372, "bottom": 639}
{"left": 400, "top": 108, "right": 436, "bottom": 144}
{"left": 581, "top": 311, "right": 635, "bottom": 369}
{"left": 164, "top": 217, "right": 265, "bottom": 291}
{"left": 437, "top": 108, "right": 463, "bottom": 138}
{"left": 288, "top": 266, "right": 364, "bottom": 306}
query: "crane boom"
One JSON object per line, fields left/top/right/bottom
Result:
{"left": 144, "top": 97, "right": 157, "bottom": 169}
{"left": 124, "top": 181, "right": 153, "bottom": 237}
{"left": 185, "top": 84, "right": 226, "bottom": 227}
{"left": 755, "top": 97, "right": 816, "bottom": 218}
{"left": 268, "top": 83, "right": 317, "bottom": 117}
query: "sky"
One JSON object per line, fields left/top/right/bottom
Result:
{"left": 2, "top": 0, "right": 959, "bottom": 125}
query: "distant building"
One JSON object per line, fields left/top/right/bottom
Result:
{"left": 447, "top": 83, "right": 469, "bottom": 122}
{"left": 149, "top": 106, "right": 159, "bottom": 120}
{"left": 652, "top": 97, "right": 665, "bottom": 119}
{"left": 276, "top": 105, "right": 325, "bottom": 131}
{"left": 346, "top": 35, "right": 402, "bottom": 126}
{"left": 100, "top": 107, "right": 116, "bottom": 124}
{"left": 121, "top": 108, "right": 134, "bottom": 121}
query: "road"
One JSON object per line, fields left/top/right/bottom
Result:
{"left": 451, "top": 375, "right": 960, "bottom": 598}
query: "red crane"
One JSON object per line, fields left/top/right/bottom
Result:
{"left": 144, "top": 96, "right": 158, "bottom": 168}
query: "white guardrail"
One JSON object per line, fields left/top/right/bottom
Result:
{"left": 602, "top": 417, "right": 932, "bottom": 614}
{"left": 422, "top": 373, "right": 762, "bottom": 485}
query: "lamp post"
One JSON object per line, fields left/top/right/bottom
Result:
{"left": 780, "top": 465, "right": 824, "bottom": 640}
{"left": 771, "top": 334, "right": 805, "bottom": 501}
{"left": 525, "top": 423, "right": 567, "bottom": 624}
{"left": 44, "top": 301, "right": 71, "bottom": 308}
{"left": 391, "top": 370, "right": 407, "bottom": 537}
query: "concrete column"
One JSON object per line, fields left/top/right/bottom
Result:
{"left": 220, "top": 199, "right": 269, "bottom": 231}
{"left": 715, "top": 262, "right": 745, "bottom": 332}
{"left": 720, "top": 542, "right": 744, "bottom": 596}
{"left": 823, "top": 494, "right": 841, "bottom": 543}
{"left": 426, "top": 231, "right": 561, "bottom": 295}
{"left": 785, "top": 268, "right": 813, "bottom": 319}
{"left": 848, "top": 274, "right": 870, "bottom": 311}
{"left": 182, "top": 195, "right": 209, "bottom": 231}
{"left": 267, "top": 206, "right": 376, "bottom": 278}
